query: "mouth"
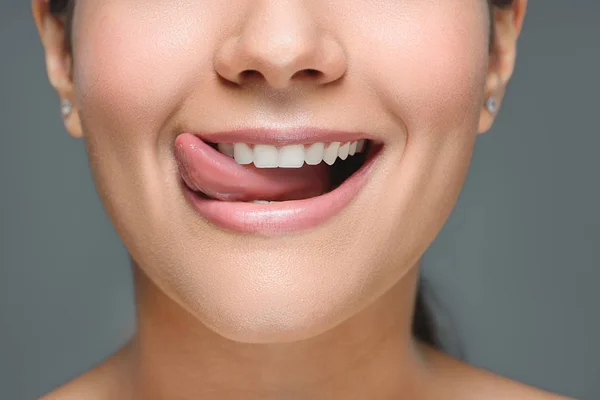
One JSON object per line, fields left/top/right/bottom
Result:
{"left": 174, "top": 130, "right": 383, "bottom": 235}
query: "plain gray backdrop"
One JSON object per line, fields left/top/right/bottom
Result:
{"left": 1, "top": 1, "right": 598, "bottom": 399}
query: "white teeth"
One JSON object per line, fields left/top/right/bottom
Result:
{"left": 348, "top": 141, "right": 357, "bottom": 156}
{"left": 278, "top": 144, "right": 305, "bottom": 168}
{"left": 305, "top": 142, "right": 325, "bottom": 165}
{"left": 221, "top": 140, "right": 368, "bottom": 168}
{"left": 218, "top": 143, "right": 234, "bottom": 158}
{"left": 234, "top": 143, "right": 253, "bottom": 164}
{"left": 251, "top": 200, "right": 273, "bottom": 204}
{"left": 323, "top": 142, "right": 340, "bottom": 165}
{"left": 356, "top": 139, "right": 366, "bottom": 153}
{"left": 338, "top": 142, "right": 350, "bottom": 160}
{"left": 253, "top": 144, "right": 279, "bottom": 168}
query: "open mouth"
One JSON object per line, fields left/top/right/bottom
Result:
{"left": 174, "top": 132, "right": 382, "bottom": 235}
{"left": 198, "top": 139, "right": 377, "bottom": 203}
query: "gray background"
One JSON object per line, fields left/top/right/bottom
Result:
{"left": 1, "top": 1, "right": 598, "bottom": 399}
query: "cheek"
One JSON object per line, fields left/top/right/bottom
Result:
{"left": 72, "top": 2, "right": 218, "bottom": 139}
{"left": 347, "top": 5, "right": 490, "bottom": 257}
{"left": 69, "top": 2, "right": 224, "bottom": 243}
{"left": 361, "top": 5, "right": 490, "bottom": 134}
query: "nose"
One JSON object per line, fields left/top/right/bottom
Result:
{"left": 213, "top": 1, "right": 347, "bottom": 90}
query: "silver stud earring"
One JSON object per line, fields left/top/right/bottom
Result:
{"left": 61, "top": 99, "right": 73, "bottom": 118}
{"left": 485, "top": 96, "right": 498, "bottom": 114}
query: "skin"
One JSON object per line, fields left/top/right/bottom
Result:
{"left": 32, "top": 0, "right": 572, "bottom": 398}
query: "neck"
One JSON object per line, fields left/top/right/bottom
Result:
{"left": 127, "top": 261, "right": 430, "bottom": 400}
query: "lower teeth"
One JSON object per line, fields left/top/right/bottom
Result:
{"left": 251, "top": 200, "right": 278, "bottom": 204}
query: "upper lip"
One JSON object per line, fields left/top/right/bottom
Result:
{"left": 187, "top": 127, "right": 379, "bottom": 146}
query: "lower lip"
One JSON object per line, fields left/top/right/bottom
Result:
{"left": 180, "top": 146, "right": 381, "bottom": 236}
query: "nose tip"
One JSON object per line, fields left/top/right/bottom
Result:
{"left": 213, "top": 6, "right": 347, "bottom": 90}
{"left": 215, "top": 36, "right": 347, "bottom": 89}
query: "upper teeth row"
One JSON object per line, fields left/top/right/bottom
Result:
{"left": 217, "top": 140, "right": 367, "bottom": 168}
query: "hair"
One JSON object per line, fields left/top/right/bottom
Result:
{"left": 48, "top": 0, "right": 515, "bottom": 349}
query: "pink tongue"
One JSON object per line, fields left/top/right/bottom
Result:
{"left": 174, "top": 133, "right": 330, "bottom": 202}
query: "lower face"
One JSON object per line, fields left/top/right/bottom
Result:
{"left": 73, "top": 0, "right": 490, "bottom": 342}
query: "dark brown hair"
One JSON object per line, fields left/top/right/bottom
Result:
{"left": 48, "top": 0, "right": 515, "bottom": 349}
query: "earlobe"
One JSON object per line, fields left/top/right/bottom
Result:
{"left": 60, "top": 98, "right": 82, "bottom": 138}
{"left": 32, "top": 0, "right": 82, "bottom": 138}
{"left": 63, "top": 100, "right": 83, "bottom": 138}
{"left": 477, "top": 72, "right": 503, "bottom": 134}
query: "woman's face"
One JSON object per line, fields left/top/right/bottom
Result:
{"left": 64, "top": 0, "right": 498, "bottom": 342}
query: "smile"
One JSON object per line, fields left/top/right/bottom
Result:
{"left": 174, "top": 129, "right": 383, "bottom": 235}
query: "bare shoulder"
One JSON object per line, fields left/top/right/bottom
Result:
{"left": 41, "top": 344, "right": 132, "bottom": 400}
{"left": 417, "top": 342, "right": 575, "bottom": 400}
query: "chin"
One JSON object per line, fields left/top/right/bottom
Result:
{"left": 133, "top": 236, "right": 393, "bottom": 344}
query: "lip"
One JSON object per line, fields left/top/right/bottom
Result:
{"left": 192, "top": 127, "right": 378, "bottom": 146}
{"left": 179, "top": 140, "right": 382, "bottom": 236}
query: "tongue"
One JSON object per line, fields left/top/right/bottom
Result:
{"left": 174, "top": 133, "right": 330, "bottom": 202}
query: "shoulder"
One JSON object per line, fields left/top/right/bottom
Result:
{"left": 417, "top": 341, "right": 574, "bottom": 400}
{"left": 41, "top": 344, "right": 132, "bottom": 400}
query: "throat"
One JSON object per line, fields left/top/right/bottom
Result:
{"left": 129, "top": 264, "right": 426, "bottom": 400}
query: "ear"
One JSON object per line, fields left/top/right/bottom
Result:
{"left": 32, "top": 0, "right": 82, "bottom": 138}
{"left": 478, "top": 0, "right": 528, "bottom": 134}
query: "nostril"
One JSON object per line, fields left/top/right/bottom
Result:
{"left": 236, "top": 68, "right": 324, "bottom": 88}
{"left": 239, "top": 69, "right": 263, "bottom": 82}
{"left": 293, "top": 69, "right": 322, "bottom": 79}
{"left": 243, "top": 69, "right": 260, "bottom": 77}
